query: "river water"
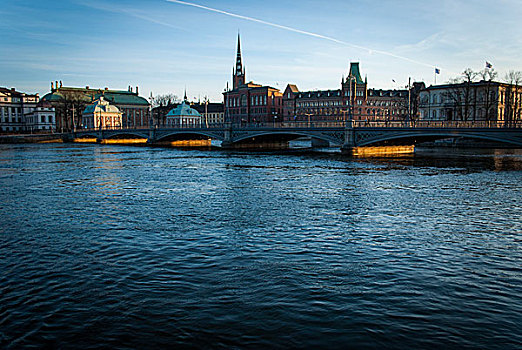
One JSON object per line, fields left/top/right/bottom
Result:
{"left": 0, "top": 143, "right": 521, "bottom": 349}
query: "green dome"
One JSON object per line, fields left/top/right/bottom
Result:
{"left": 166, "top": 101, "right": 201, "bottom": 117}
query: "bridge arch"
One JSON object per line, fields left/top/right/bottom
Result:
{"left": 155, "top": 130, "right": 222, "bottom": 142}
{"left": 232, "top": 130, "right": 340, "bottom": 145}
{"left": 356, "top": 131, "right": 522, "bottom": 147}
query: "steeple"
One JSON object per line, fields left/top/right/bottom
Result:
{"left": 233, "top": 33, "right": 245, "bottom": 89}
{"left": 184, "top": 88, "right": 188, "bottom": 102}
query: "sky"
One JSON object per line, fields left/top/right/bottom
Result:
{"left": 1, "top": 0, "right": 522, "bottom": 102}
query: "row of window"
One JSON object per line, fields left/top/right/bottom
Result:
{"left": 1, "top": 115, "right": 54, "bottom": 124}
{"left": 295, "top": 107, "right": 407, "bottom": 116}
{"left": 227, "top": 95, "right": 268, "bottom": 107}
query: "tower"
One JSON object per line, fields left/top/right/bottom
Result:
{"left": 233, "top": 33, "right": 245, "bottom": 89}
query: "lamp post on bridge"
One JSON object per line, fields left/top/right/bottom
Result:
{"left": 304, "top": 113, "right": 312, "bottom": 127}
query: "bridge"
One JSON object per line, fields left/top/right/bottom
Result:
{"left": 69, "top": 120, "right": 522, "bottom": 154}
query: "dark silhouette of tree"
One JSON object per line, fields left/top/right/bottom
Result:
{"left": 504, "top": 70, "right": 522, "bottom": 126}
{"left": 55, "top": 90, "right": 89, "bottom": 132}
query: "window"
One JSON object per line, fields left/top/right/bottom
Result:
{"left": 48, "top": 115, "right": 53, "bottom": 123}
{"left": 41, "top": 115, "right": 45, "bottom": 123}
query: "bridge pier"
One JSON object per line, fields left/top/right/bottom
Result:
{"left": 311, "top": 137, "right": 330, "bottom": 148}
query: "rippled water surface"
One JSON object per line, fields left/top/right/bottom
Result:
{"left": 1, "top": 143, "right": 521, "bottom": 349}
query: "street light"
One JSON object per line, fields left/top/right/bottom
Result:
{"left": 304, "top": 113, "right": 312, "bottom": 127}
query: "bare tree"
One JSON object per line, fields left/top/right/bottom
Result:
{"left": 55, "top": 90, "right": 89, "bottom": 132}
{"left": 444, "top": 68, "right": 479, "bottom": 121}
{"left": 479, "top": 68, "right": 499, "bottom": 121}
{"left": 504, "top": 70, "right": 522, "bottom": 126}
{"left": 152, "top": 94, "right": 179, "bottom": 107}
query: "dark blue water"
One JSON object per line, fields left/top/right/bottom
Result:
{"left": 1, "top": 143, "right": 521, "bottom": 349}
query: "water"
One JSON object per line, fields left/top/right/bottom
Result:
{"left": 1, "top": 143, "right": 521, "bottom": 349}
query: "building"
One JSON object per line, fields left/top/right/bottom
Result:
{"left": 0, "top": 87, "right": 39, "bottom": 132}
{"left": 192, "top": 101, "right": 224, "bottom": 126}
{"left": 41, "top": 82, "right": 150, "bottom": 131}
{"left": 419, "top": 80, "right": 522, "bottom": 126}
{"left": 82, "top": 96, "right": 123, "bottom": 129}
{"left": 223, "top": 35, "right": 283, "bottom": 124}
{"left": 153, "top": 100, "right": 224, "bottom": 127}
{"left": 165, "top": 94, "right": 202, "bottom": 127}
{"left": 282, "top": 63, "right": 424, "bottom": 123}
{"left": 24, "top": 101, "right": 56, "bottom": 132}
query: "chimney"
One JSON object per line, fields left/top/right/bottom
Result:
{"left": 136, "top": 86, "right": 139, "bottom": 95}
{"left": 11, "top": 87, "right": 15, "bottom": 92}
{"left": 55, "top": 81, "right": 58, "bottom": 89}
{"left": 105, "top": 87, "right": 108, "bottom": 91}
{"left": 86, "top": 86, "right": 89, "bottom": 89}
{"left": 51, "top": 82, "right": 54, "bottom": 91}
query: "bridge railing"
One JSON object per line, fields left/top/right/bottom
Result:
{"left": 75, "top": 120, "right": 522, "bottom": 133}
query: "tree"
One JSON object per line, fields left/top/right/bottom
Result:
{"left": 479, "top": 68, "right": 499, "bottom": 121}
{"left": 444, "top": 68, "right": 479, "bottom": 121}
{"left": 504, "top": 70, "right": 522, "bottom": 126}
{"left": 55, "top": 90, "right": 88, "bottom": 132}
{"left": 152, "top": 94, "right": 179, "bottom": 107}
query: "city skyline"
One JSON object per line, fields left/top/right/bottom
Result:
{"left": 2, "top": 0, "right": 521, "bottom": 101}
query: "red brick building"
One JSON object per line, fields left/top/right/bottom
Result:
{"left": 283, "top": 63, "right": 424, "bottom": 123}
{"left": 223, "top": 35, "right": 283, "bottom": 124}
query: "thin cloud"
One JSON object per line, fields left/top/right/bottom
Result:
{"left": 167, "top": 0, "right": 450, "bottom": 72}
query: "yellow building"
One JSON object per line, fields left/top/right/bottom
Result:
{"left": 82, "top": 96, "right": 122, "bottom": 130}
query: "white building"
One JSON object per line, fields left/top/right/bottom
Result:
{"left": 0, "top": 87, "right": 39, "bottom": 132}
{"left": 82, "top": 96, "right": 122, "bottom": 129}
{"left": 25, "top": 101, "right": 56, "bottom": 132}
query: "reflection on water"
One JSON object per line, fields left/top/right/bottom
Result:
{"left": 0, "top": 143, "right": 521, "bottom": 349}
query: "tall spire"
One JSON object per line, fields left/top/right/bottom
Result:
{"left": 236, "top": 32, "right": 242, "bottom": 72}
{"left": 233, "top": 33, "right": 245, "bottom": 89}
{"left": 184, "top": 88, "right": 187, "bottom": 102}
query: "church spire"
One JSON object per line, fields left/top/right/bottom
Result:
{"left": 184, "top": 88, "right": 187, "bottom": 102}
{"left": 233, "top": 33, "right": 245, "bottom": 89}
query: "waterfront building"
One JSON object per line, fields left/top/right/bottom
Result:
{"left": 41, "top": 82, "right": 150, "bottom": 131}
{"left": 24, "top": 101, "right": 56, "bottom": 132}
{"left": 165, "top": 94, "right": 202, "bottom": 127}
{"left": 282, "top": 63, "right": 424, "bottom": 123}
{"left": 0, "top": 87, "right": 39, "bottom": 132}
{"left": 82, "top": 96, "right": 123, "bottom": 129}
{"left": 419, "top": 81, "right": 522, "bottom": 126}
{"left": 154, "top": 101, "right": 224, "bottom": 127}
{"left": 223, "top": 35, "right": 284, "bottom": 124}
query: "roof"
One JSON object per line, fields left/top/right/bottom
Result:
{"left": 83, "top": 97, "right": 121, "bottom": 115}
{"left": 348, "top": 62, "right": 364, "bottom": 84}
{"left": 423, "top": 80, "right": 501, "bottom": 91}
{"left": 0, "top": 87, "right": 37, "bottom": 97}
{"left": 41, "top": 86, "right": 150, "bottom": 106}
{"left": 286, "top": 84, "right": 299, "bottom": 93}
{"left": 166, "top": 101, "right": 201, "bottom": 117}
{"left": 297, "top": 89, "right": 342, "bottom": 98}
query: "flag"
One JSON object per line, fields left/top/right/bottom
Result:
{"left": 435, "top": 68, "right": 440, "bottom": 74}
{"left": 486, "top": 61, "right": 492, "bottom": 69}
{"left": 392, "top": 79, "right": 396, "bottom": 82}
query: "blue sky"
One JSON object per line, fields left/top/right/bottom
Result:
{"left": 2, "top": 0, "right": 521, "bottom": 102}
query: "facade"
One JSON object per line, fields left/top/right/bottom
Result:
{"left": 283, "top": 63, "right": 424, "bottom": 123}
{"left": 165, "top": 97, "right": 202, "bottom": 127}
{"left": 25, "top": 101, "right": 56, "bottom": 132}
{"left": 153, "top": 101, "right": 224, "bottom": 127}
{"left": 0, "top": 87, "right": 39, "bottom": 132}
{"left": 82, "top": 96, "right": 123, "bottom": 129}
{"left": 419, "top": 81, "right": 522, "bottom": 126}
{"left": 223, "top": 35, "right": 283, "bottom": 124}
{"left": 192, "top": 102, "right": 224, "bottom": 126}
{"left": 41, "top": 82, "right": 150, "bottom": 131}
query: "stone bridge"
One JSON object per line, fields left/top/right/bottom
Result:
{"left": 70, "top": 121, "right": 522, "bottom": 153}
